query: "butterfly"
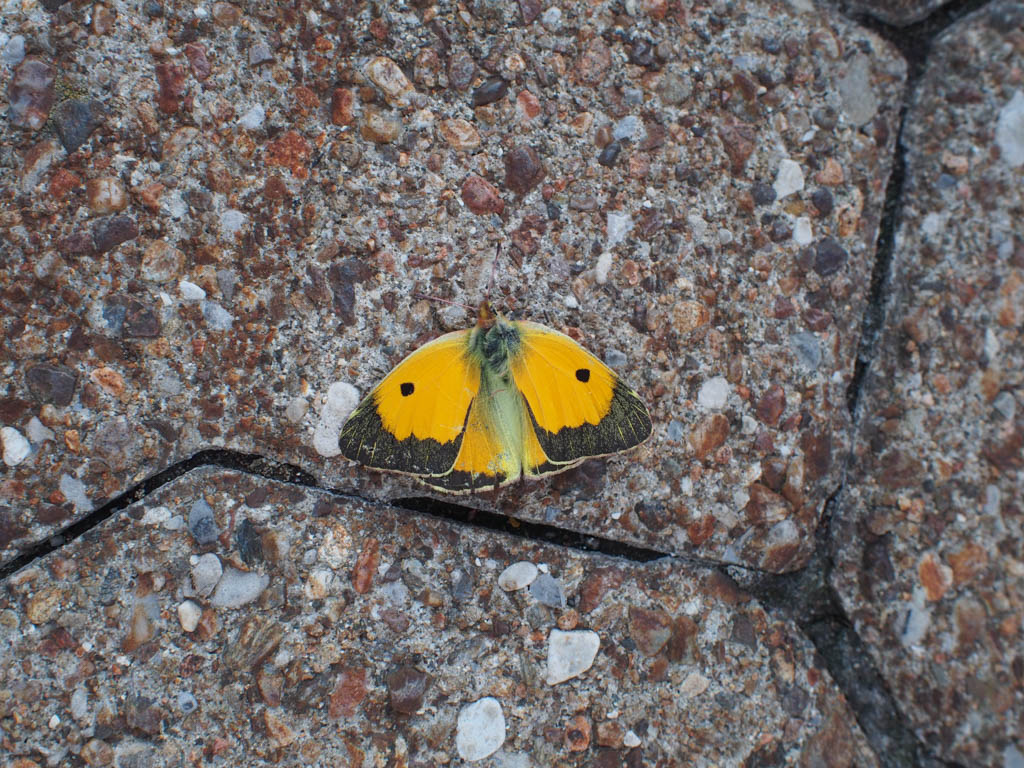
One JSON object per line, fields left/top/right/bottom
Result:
{"left": 338, "top": 301, "right": 652, "bottom": 493}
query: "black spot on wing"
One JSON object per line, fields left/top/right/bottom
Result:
{"left": 400, "top": 382, "right": 414, "bottom": 396}
{"left": 525, "top": 380, "right": 652, "bottom": 465}
{"left": 338, "top": 395, "right": 469, "bottom": 476}
{"left": 575, "top": 368, "right": 590, "bottom": 382}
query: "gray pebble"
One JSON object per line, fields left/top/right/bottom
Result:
{"left": 188, "top": 499, "right": 220, "bottom": 545}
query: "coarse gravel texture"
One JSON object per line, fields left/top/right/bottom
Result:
{"left": 0, "top": 0, "right": 905, "bottom": 574}
{"left": 831, "top": 1, "right": 1024, "bottom": 765}
{"left": 1, "top": 0, "right": 1021, "bottom": 767}
{"left": 0, "top": 467, "right": 881, "bottom": 767}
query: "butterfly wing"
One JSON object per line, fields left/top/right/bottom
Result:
{"left": 339, "top": 330, "right": 480, "bottom": 478}
{"left": 509, "top": 321, "right": 652, "bottom": 470}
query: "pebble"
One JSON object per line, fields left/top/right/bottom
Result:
{"left": 86, "top": 177, "right": 128, "bottom": 214}
{"left": 2, "top": 34, "right": 25, "bottom": 67}
{"left": 70, "top": 687, "right": 89, "bottom": 720}
{"left": 793, "top": 216, "right": 813, "bottom": 245}
{"left": 177, "top": 600, "right": 201, "bottom": 632}
{"left": 238, "top": 104, "right": 265, "bottom": 130}
{"left": 26, "top": 417, "right": 54, "bottom": 444}
{"left": 698, "top": 377, "right": 730, "bottom": 410}
{"left": 365, "top": 56, "right": 414, "bottom": 106}
{"left": 837, "top": 54, "right": 879, "bottom": 126}
{"left": 461, "top": 174, "right": 505, "bottom": 215}
{"left": 8, "top": 56, "right": 55, "bottom": 130}
{"left": 361, "top": 108, "right": 405, "bottom": 147}
{"left": 93, "top": 215, "right": 139, "bottom": 253}
{"left": 202, "top": 301, "right": 233, "bottom": 331}
{"left": 285, "top": 397, "right": 308, "bottom": 423}
{"left": 26, "top": 363, "right": 77, "bottom": 408}
{"left": 595, "top": 251, "right": 613, "bottom": 284}
{"left": 188, "top": 499, "right": 220, "bottom": 545}
{"left": 248, "top": 41, "right": 274, "bottom": 66}
{"left": 179, "top": 280, "right": 206, "bottom": 301}
{"left": 789, "top": 332, "right": 822, "bottom": 370}
{"left": 623, "top": 730, "right": 641, "bottom": 748}
{"left": 313, "top": 382, "right": 359, "bottom": 457}
{"left": 210, "top": 568, "right": 270, "bottom": 608}
{"left": 141, "top": 505, "right": 171, "bottom": 525}
{"left": 52, "top": 99, "right": 102, "bottom": 152}
{"left": 546, "top": 629, "right": 600, "bottom": 685}
{"left": 456, "top": 697, "right": 506, "bottom": 761}
{"left": 20, "top": 138, "right": 65, "bottom": 193}
{"left": 604, "top": 348, "right": 627, "bottom": 368}
{"left": 141, "top": 240, "right": 185, "bottom": 282}
{"left": 504, "top": 145, "right": 545, "bottom": 194}
{"left": 613, "top": 115, "right": 644, "bottom": 142}
{"left": 606, "top": 212, "right": 633, "bottom": 247}
{"left": 386, "top": 666, "right": 431, "bottom": 714}
{"left": 472, "top": 76, "right": 508, "bottom": 107}
{"left": 192, "top": 553, "right": 223, "bottom": 596}
{"left": 60, "top": 474, "right": 93, "bottom": 512}
{"left": 529, "top": 573, "right": 565, "bottom": 608}
{"left": 995, "top": 90, "right": 1024, "bottom": 167}
{"left": 219, "top": 209, "right": 247, "bottom": 237}
{"left": 176, "top": 691, "right": 198, "bottom": 714}
{"left": 773, "top": 159, "right": 805, "bottom": 199}
{"left": 1, "top": 427, "right": 31, "bottom": 467}
{"left": 440, "top": 118, "right": 481, "bottom": 151}
{"left": 814, "top": 237, "right": 848, "bottom": 276}
{"left": 498, "top": 561, "right": 539, "bottom": 591}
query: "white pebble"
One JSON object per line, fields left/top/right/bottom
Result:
{"left": 546, "top": 629, "right": 600, "bottom": 685}
{"left": 141, "top": 506, "right": 171, "bottom": 525}
{"left": 680, "top": 671, "right": 709, "bottom": 698}
{"left": 202, "top": 301, "right": 234, "bottom": 331}
{"left": 773, "top": 158, "right": 805, "bottom": 199}
{"left": 606, "top": 212, "right": 633, "bottom": 248}
{"left": 285, "top": 397, "right": 309, "bottom": 423}
{"left": 238, "top": 104, "right": 266, "bottom": 130}
{"left": 70, "top": 687, "right": 89, "bottom": 720}
{"left": 219, "top": 209, "right": 247, "bottom": 238}
{"left": 177, "top": 600, "right": 201, "bottom": 632}
{"left": 192, "top": 553, "right": 223, "bottom": 597}
{"left": 497, "top": 561, "right": 538, "bottom": 591}
{"left": 563, "top": 294, "right": 579, "bottom": 309}
{"left": 793, "top": 216, "right": 813, "bottom": 245}
{"left": 178, "top": 280, "right": 206, "bottom": 301}
{"left": 210, "top": 568, "right": 269, "bottom": 608}
{"left": 697, "top": 377, "right": 730, "bottom": 410}
{"left": 1, "top": 427, "right": 30, "bottom": 466}
{"left": 594, "top": 251, "right": 613, "bottom": 285}
{"left": 996, "top": 91, "right": 1024, "bottom": 167}
{"left": 314, "top": 382, "right": 360, "bottom": 457}
{"left": 48, "top": 714, "right": 61, "bottom": 729}
{"left": 455, "top": 697, "right": 506, "bottom": 761}
{"left": 26, "top": 416, "right": 55, "bottom": 444}
{"left": 623, "top": 730, "right": 641, "bottom": 748}
{"left": 60, "top": 473, "right": 93, "bottom": 512}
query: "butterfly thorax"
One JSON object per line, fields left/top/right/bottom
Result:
{"left": 470, "top": 315, "right": 522, "bottom": 380}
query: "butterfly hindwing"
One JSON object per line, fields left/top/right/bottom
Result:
{"left": 509, "top": 322, "right": 652, "bottom": 468}
{"left": 338, "top": 330, "right": 480, "bottom": 478}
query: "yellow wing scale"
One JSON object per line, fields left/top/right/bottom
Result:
{"left": 339, "top": 309, "right": 652, "bottom": 493}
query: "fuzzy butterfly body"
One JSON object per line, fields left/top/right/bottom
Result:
{"left": 338, "top": 302, "right": 652, "bottom": 493}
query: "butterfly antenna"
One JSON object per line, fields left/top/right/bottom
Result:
{"left": 411, "top": 293, "right": 476, "bottom": 311}
{"left": 485, "top": 244, "right": 501, "bottom": 303}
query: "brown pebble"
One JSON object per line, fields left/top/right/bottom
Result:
{"left": 263, "top": 709, "right": 296, "bottom": 748}
{"left": 386, "top": 666, "right": 431, "bottom": 715}
{"left": 86, "top": 177, "right": 128, "bottom": 215}
{"left": 461, "top": 174, "right": 505, "bottom": 215}
{"left": 360, "top": 106, "right": 402, "bottom": 143}
{"left": 564, "top": 714, "right": 592, "bottom": 752}
{"left": 155, "top": 62, "right": 186, "bottom": 114}
{"left": 504, "top": 145, "right": 545, "bottom": 194}
{"left": 351, "top": 538, "right": 380, "bottom": 594}
{"left": 331, "top": 88, "right": 355, "bottom": 126}
{"left": 8, "top": 56, "right": 55, "bottom": 130}
{"left": 329, "top": 667, "right": 368, "bottom": 719}
{"left": 439, "top": 118, "right": 481, "bottom": 151}
{"left": 690, "top": 414, "right": 729, "bottom": 460}
{"left": 628, "top": 606, "right": 673, "bottom": 656}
